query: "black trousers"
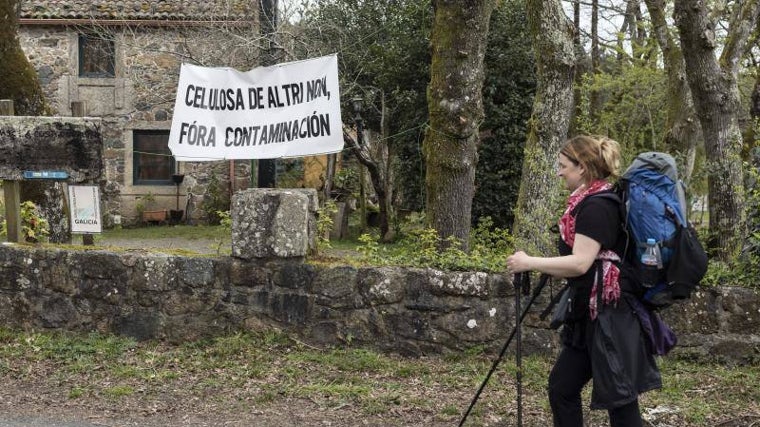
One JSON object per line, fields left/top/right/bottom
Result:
{"left": 548, "top": 345, "right": 643, "bottom": 427}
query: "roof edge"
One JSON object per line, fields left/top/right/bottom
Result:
{"left": 19, "top": 18, "right": 255, "bottom": 27}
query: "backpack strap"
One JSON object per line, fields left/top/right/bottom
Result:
{"left": 574, "top": 189, "right": 631, "bottom": 263}
{"left": 572, "top": 189, "right": 622, "bottom": 216}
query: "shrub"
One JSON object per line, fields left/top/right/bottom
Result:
{"left": 1, "top": 200, "right": 50, "bottom": 243}
{"left": 357, "top": 215, "right": 514, "bottom": 272}
{"left": 201, "top": 172, "right": 230, "bottom": 225}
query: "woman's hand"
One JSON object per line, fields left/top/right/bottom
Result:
{"left": 506, "top": 251, "right": 532, "bottom": 273}
{"left": 506, "top": 233, "right": 601, "bottom": 278}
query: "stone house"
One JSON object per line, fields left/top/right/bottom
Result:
{"left": 16, "top": 0, "right": 328, "bottom": 226}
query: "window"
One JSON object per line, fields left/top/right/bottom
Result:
{"left": 78, "top": 33, "right": 115, "bottom": 78}
{"left": 133, "top": 130, "right": 175, "bottom": 186}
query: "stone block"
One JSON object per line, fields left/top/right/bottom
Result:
{"left": 312, "top": 266, "right": 359, "bottom": 308}
{"left": 434, "top": 299, "right": 511, "bottom": 344}
{"left": 112, "top": 308, "right": 162, "bottom": 341}
{"left": 0, "top": 116, "right": 103, "bottom": 182}
{"left": 720, "top": 286, "right": 760, "bottom": 334}
{"left": 357, "top": 267, "right": 407, "bottom": 305}
{"left": 40, "top": 295, "right": 79, "bottom": 328}
{"left": 231, "top": 189, "right": 317, "bottom": 259}
{"left": 271, "top": 261, "right": 316, "bottom": 289}
{"left": 426, "top": 269, "right": 490, "bottom": 298}
{"left": 329, "top": 201, "right": 350, "bottom": 240}
{"left": 177, "top": 257, "right": 216, "bottom": 287}
{"left": 270, "top": 291, "right": 311, "bottom": 325}
{"left": 662, "top": 288, "right": 720, "bottom": 334}
{"left": 228, "top": 259, "right": 270, "bottom": 287}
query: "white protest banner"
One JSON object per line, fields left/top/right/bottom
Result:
{"left": 168, "top": 54, "right": 343, "bottom": 161}
{"left": 68, "top": 185, "right": 102, "bottom": 234}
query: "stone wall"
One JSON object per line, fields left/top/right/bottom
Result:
{"left": 0, "top": 243, "right": 757, "bottom": 363}
{"left": 0, "top": 189, "right": 757, "bottom": 363}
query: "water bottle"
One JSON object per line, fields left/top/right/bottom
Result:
{"left": 640, "top": 238, "right": 662, "bottom": 287}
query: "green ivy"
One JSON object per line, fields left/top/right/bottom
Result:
{"left": 475, "top": 0, "right": 536, "bottom": 229}
{"left": 745, "top": 157, "right": 760, "bottom": 259}
{"left": 706, "top": 157, "right": 760, "bottom": 288}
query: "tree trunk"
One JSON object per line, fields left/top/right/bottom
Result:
{"left": 644, "top": 0, "right": 701, "bottom": 184}
{"left": 342, "top": 131, "right": 392, "bottom": 242}
{"left": 589, "top": 0, "right": 601, "bottom": 125}
{"left": 378, "top": 93, "right": 397, "bottom": 242}
{"left": 569, "top": 0, "right": 584, "bottom": 135}
{"left": 424, "top": 0, "right": 497, "bottom": 251}
{"left": 322, "top": 153, "right": 336, "bottom": 202}
{"left": 674, "top": 0, "right": 760, "bottom": 260}
{"left": 513, "top": 0, "right": 576, "bottom": 255}
{"left": 620, "top": 0, "right": 647, "bottom": 61}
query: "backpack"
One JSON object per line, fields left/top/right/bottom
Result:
{"left": 612, "top": 151, "right": 709, "bottom": 308}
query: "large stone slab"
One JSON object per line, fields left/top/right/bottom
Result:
{"left": 0, "top": 116, "right": 102, "bottom": 182}
{"left": 231, "top": 188, "right": 317, "bottom": 259}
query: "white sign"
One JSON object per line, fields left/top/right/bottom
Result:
{"left": 68, "top": 185, "right": 102, "bottom": 234}
{"left": 168, "top": 54, "right": 344, "bottom": 161}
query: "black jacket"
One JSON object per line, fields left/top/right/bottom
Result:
{"left": 560, "top": 195, "right": 662, "bottom": 409}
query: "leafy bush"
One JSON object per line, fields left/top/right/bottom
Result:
{"left": 702, "top": 257, "right": 759, "bottom": 290}
{"left": 0, "top": 200, "right": 50, "bottom": 243}
{"left": 331, "top": 168, "right": 359, "bottom": 202}
{"left": 357, "top": 216, "right": 513, "bottom": 272}
{"left": 215, "top": 210, "right": 232, "bottom": 255}
{"left": 201, "top": 171, "right": 230, "bottom": 225}
{"left": 316, "top": 200, "right": 338, "bottom": 253}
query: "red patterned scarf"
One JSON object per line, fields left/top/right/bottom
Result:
{"left": 558, "top": 180, "right": 621, "bottom": 320}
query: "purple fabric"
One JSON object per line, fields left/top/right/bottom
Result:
{"left": 629, "top": 297, "right": 677, "bottom": 356}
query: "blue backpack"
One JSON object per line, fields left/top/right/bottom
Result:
{"left": 615, "top": 152, "right": 708, "bottom": 307}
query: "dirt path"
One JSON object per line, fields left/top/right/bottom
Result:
{"left": 0, "top": 377, "right": 458, "bottom": 427}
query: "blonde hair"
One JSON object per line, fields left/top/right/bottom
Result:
{"left": 560, "top": 135, "right": 621, "bottom": 183}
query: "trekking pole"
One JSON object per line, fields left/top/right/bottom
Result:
{"left": 458, "top": 273, "right": 550, "bottom": 427}
{"left": 515, "top": 272, "right": 523, "bottom": 427}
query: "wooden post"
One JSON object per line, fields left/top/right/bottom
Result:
{"left": 71, "top": 101, "right": 94, "bottom": 245}
{"left": 71, "top": 101, "right": 87, "bottom": 117}
{"left": 0, "top": 100, "right": 20, "bottom": 242}
{"left": 0, "top": 99, "right": 14, "bottom": 116}
{"left": 3, "top": 181, "right": 22, "bottom": 243}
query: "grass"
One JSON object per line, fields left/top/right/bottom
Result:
{"left": 3, "top": 225, "right": 758, "bottom": 424}
{"left": 0, "top": 327, "right": 756, "bottom": 426}
{"left": 97, "top": 224, "right": 229, "bottom": 241}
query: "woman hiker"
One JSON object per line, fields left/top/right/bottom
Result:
{"left": 506, "top": 135, "right": 661, "bottom": 426}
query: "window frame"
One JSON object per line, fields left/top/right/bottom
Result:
{"left": 78, "top": 33, "right": 116, "bottom": 78}
{"left": 132, "top": 130, "right": 176, "bottom": 186}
